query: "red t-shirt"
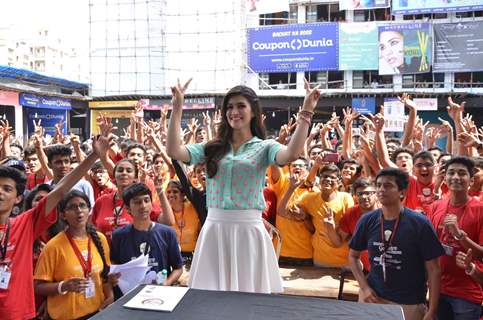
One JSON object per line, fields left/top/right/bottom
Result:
{"left": 91, "top": 192, "right": 161, "bottom": 242}
{"left": 404, "top": 176, "right": 435, "bottom": 214}
{"left": 0, "top": 197, "right": 56, "bottom": 320}
{"left": 262, "top": 187, "right": 277, "bottom": 226}
{"left": 91, "top": 180, "right": 117, "bottom": 200}
{"left": 339, "top": 205, "right": 370, "bottom": 271}
{"left": 427, "top": 197, "right": 483, "bottom": 304}
{"left": 26, "top": 171, "right": 49, "bottom": 190}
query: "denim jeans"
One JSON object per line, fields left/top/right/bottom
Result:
{"left": 437, "top": 294, "right": 481, "bottom": 320}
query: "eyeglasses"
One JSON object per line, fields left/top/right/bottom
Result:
{"left": 414, "top": 163, "right": 434, "bottom": 169}
{"left": 291, "top": 163, "right": 307, "bottom": 168}
{"left": 356, "top": 191, "right": 376, "bottom": 198}
{"left": 65, "top": 203, "right": 89, "bottom": 211}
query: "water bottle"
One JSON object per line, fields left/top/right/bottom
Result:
{"left": 156, "top": 269, "right": 168, "bottom": 285}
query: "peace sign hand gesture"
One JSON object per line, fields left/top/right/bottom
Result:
{"left": 302, "top": 78, "right": 321, "bottom": 112}
{"left": 171, "top": 78, "right": 192, "bottom": 110}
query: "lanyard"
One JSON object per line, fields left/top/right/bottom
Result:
{"left": 379, "top": 209, "right": 402, "bottom": 253}
{"left": 112, "top": 193, "right": 124, "bottom": 228}
{"left": 0, "top": 222, "right": 10, "bottom": 262}
{"left": 66, "top": 232, "right": 92, "bottom": 278}
{"left": 379, "top": 209, "right": 402, "bottom": 283}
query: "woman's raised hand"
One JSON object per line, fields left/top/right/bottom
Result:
{"left": 171, "top": 78, "right": 192, "bottom": 110}
{"left": 302, "top": 78, "right": 321, "bottom": 112}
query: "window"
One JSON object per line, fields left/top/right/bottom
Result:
{"left": 305, "top": 71, "right": 327, "bottom": 89}
{"left": 306, "top": 3, "right": 345, "bottom": 23}
{"left": 328, "top": 71, "right": 344, "bottom": 89}
{"left": 259, "top": 72, "right": 296, "bottom": 89}
{"left": 354, "top": 8, "right": 391, "bottom": 22}
{"left": 402, "top": 72, "right": 444, "bottom": 89}
{"left": 353, "top": 71, "right": 391, "bottom": 89}
{"left": 259, "top": 11, "right": 289, "bottom": 25}
{"left": 455, "top": 72, "right": 483, "bottom": 88}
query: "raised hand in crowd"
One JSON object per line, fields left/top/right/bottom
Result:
{"left": 438, "top": 117, "right": 453, "bottom": 153}
{"left": 426, "top": 127, "right": 442, "bottom": 149}
{"left": 398, "top": 93, "right": 419, "bottom": 147}
{"left": 202, "top": 111, "right": 213, "bottom": 140}
{"left": 447, "top": 97, "right": 465, "bottom": 121}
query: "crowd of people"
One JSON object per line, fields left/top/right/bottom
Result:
{"left": 0, "top": 79, "right": 481, "bottom": 320}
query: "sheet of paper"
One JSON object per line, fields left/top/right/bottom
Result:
{"left": 110, "top": 254, "right": 151, "bottom": 294}
{"left": 123, "top": 285, "right": 189, "bottom": 312}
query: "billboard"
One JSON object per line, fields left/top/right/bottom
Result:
{"left": 26, "top": 108, "right": 68, "bottom": 137}
{"left": 340, "top": 0, "right": 390, "bottom": 10}
{"left": 247, "top": 23, "right": 338, "bottom": 73}
{"left": 392, "top": 0, "right": 483, "bottom": 15}
{"left": 352, "top": 97, "right": 376, "bottom": 115}
{"left": 378, "top": 23, "right": 431, "bottom": 75}
{"left": 383, "top": 98, "right": 405, "bottom": 132}
{"left": 434, "top": 21, "right": 483, "bottom": 73}
{"left": 339, "top": 23, "right": 378, "bottom": 70}
{"left": 19, "top": 93, "right": 71, "bottom": 110}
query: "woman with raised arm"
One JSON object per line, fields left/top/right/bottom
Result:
{"left": 166, "top": 79, "right": 320, "bottom": 293}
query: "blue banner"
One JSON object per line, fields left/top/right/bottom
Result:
{"left": 392, "top": 0, "right": 483, "bottom": 15}
{"left": 247, "top": 23, "right": 338, "bottom": 73}
{"left": 352, "top": 97, "right": 376, "bottom": 115}
{"left": 26, "top": 108, "right": 68, "bottom": 137}
{"left": 20, "top": 93, "right": 71, "bottom": 110}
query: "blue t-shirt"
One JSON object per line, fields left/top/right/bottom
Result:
{"left": 111, "top": 223, "right": 183, "bottom": 275}
{"left": 349, "top": 207, "right": 444, "bottom": 304}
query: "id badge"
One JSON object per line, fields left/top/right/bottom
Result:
{"left": 0, "top": 266, "right": 11, "bottom": 290}
{"left": 85, "top": 278, "right": 95, "bottom": 298}
{"left": 442, "top": 244, "right": 454, "bottom": 256}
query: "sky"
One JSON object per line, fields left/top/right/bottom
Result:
{"left": 1, "top": 0, "right": 89, "bottom": 48}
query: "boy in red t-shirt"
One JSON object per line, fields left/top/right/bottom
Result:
{"left": 427, "top": 156, "right": 483, "bottom": 320}
{"left": 0, "top": 135, "right": 110, "bottom": 320}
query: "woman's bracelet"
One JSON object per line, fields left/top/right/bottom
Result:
{"left": 297, "top": 113, "right": 312, "bottom": 126}
{"left": 57, "top": 281, "right": 68, "bottom": 295}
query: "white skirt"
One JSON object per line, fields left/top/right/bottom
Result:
{"left": 188, "top": 208, "right": 283, "bottom": 294}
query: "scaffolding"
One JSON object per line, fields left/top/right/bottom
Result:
{"left": 89, "top": 0, "right": 245, "bottom": 96}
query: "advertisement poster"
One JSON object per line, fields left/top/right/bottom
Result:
{"left": 383, "top": 98, "right": 405, "bottom": 132}
{"left": 26, "top": 109, "right": 67, "bottom": 137}
{"left": 378, "top": 23, "right": 431, "bottom": 75}
{"left": 413, "top": 98, "right": 437, "bottom": 111}
{"left": 339, "top": 0, "right": 390, "bottom": 10}
{"left": 392, "top": 0, "right": 483, "bottom": 15}
{"left": 434, "top": 21, "right": 483, "bottom": 72}
{"left": 339, "top": 22, "right": 378, "bottom": 70}
{"left": 247, "top": 23, "right": 338, "bottom": 73}
{"left": 352, "top": 97, "right": 376, "bottom": 115}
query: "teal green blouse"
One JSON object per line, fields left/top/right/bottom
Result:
{"left": 185, "top": 136, "right": 283, "bottom": 210}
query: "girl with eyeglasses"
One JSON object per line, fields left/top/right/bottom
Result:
{"left": 34, "top": 190, "right": 113, "bottom": 320}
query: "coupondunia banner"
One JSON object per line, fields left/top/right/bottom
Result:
{"left": 434, "top": 21, "right": 483, "bottom": 73}
{"left": 339, "top": 22, "right": 378, "bottom": 70}
{"left": 340, "top": 0, "right": 390, "bottom": 10}
{"left": 247, "top": 23, "right": 338, "bottom": 73}
{"left": 378, "top": 23, "right": 431, "bottom": 75}
{"left": 392, "top": 0, "right": 483, "bottom": 15}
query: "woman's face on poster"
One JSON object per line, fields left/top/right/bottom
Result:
{"left": 379, "top": 31, "right": 404, "bottom": 69}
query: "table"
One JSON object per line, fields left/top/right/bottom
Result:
{"left": 92, "top": 285, "right": 404, "bottom": 320}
